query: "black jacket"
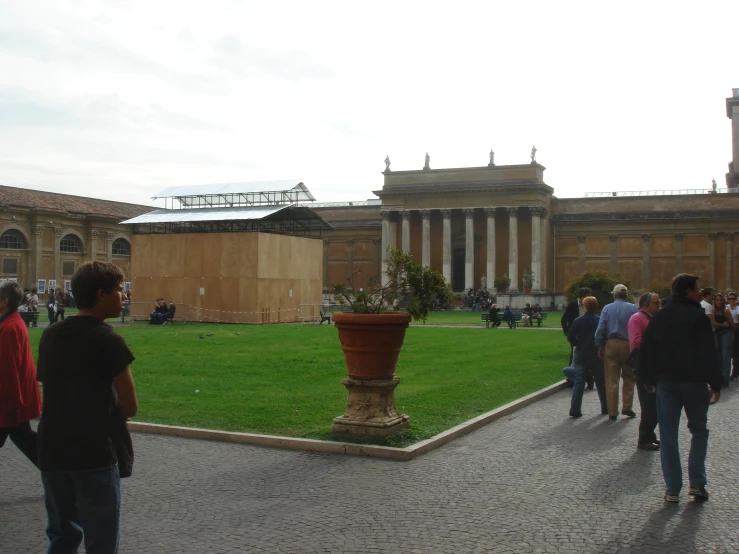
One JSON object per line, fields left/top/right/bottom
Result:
{"left": 561, "top": 300, "right": 579, "bottom": 335}
{"left": 640, "top": 296, "right": 722, "bottom": 391}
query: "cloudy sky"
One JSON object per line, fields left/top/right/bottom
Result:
{"left": 0, "top": 1, "right": 736, "bottom": 208}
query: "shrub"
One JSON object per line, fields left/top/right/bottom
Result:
{"left": 564, "top": 270, "right": 634, "bottom": 308}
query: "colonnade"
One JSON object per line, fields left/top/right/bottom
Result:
{"left": 380, "top": 206, "right": 548, "bottom": 291}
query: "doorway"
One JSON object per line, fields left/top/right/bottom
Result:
{"left": 453, "top": 248, "right": 465, "bottom": 291}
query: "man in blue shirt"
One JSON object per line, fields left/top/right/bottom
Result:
{"left": 594, "top": 284, "right": 638, "bottom": 420}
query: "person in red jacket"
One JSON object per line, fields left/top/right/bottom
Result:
{"left": 0, "top": 281, "right": 42, "bottom": 466}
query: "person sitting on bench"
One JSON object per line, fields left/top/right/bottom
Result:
{"left": 502, "top": 306, "right": 515, "bottom": 328}
{"left": 488, "top": 303, "right": 501, "bottom": 328}
{"left": 149, "top": 298, "right": 168, "bottom": 325}
{"left": 161, "top": 303, "right": 176, "bottom": 325}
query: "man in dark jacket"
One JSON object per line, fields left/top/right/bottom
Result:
{"left": 640, "top": 274, "right": 722, "bottom": 503}
{"left": 561, "top": 287, "right": 593, "bottom": 388}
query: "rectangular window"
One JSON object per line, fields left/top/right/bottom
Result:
{"left": 2, "top": 258, "right": 18, "bottom": 274}
{"left": 63, "top": 261, "right": 76, "bottom": 275}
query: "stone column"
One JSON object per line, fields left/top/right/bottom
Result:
{"left": 609, "top": 235, "right": 618, "bottom": 274}
{"left": 641, "top": 234, "right": 651, "bottom": 287}
{"left": 381, "top": 211, "right": 391, "bottom": 286}
{"left": 421, "top": 210, "right": 431, "bottom": 267}
{"left": 346, "top": 239, "right": 355, "bottom": 282}
{"left": 464, "top": 208, "right": 475, "bottom": 290}
{"left": 530, "top": 207, "right": 543, "bottom": 290}
{"left": 441, "top": 209, "right": 452, "bottom": 284}
{"left": 577, "top": 235, "right": 586, "bottom": 274}
{"left": 726, "top": 233, "right": 734, "bottom": 290}
{"left": 709, "top": 233, "right": 717, "bottom": 286}
{"left": 508, "top": 207, "right": 519, "bottom": 292}
{"left": 32, "top": 225, "right": 43, "bottom": 285}
{"left": 674, "top": 234, "right": 684, "bottom": 273}
{"left": 323, "top": 240, "right": 330, "bottom": 290}
{"left": 539, "top": 209, "right": 548, "bottom": 290}
{"left": 52, "top": 227, "right": 62, "bottom": 282}
{"left": 401, "top": 210, "right": 411, "bottom": 253}
{"left": 484, "top": 208, "right": 496, "bottom": 291}
{"left": 105, "top": 231, "right": 115, "bottom": 263}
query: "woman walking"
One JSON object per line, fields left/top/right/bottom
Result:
{"left": 709, "top": 293, "right": 733, "bottom": 386}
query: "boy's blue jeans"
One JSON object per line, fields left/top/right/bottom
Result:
{"left": 41, "top": 464, "right": 121, "bottom": 554}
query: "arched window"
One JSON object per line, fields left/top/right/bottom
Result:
{"left": 60, "top": 234, "right": 82, "bottom": 253}
{"left": 0, "top": 230, "right": 25, "bottom": 249}
{"left": 112, "top": 238, "right": 131, "bottom": 256}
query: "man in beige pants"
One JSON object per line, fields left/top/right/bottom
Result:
{"left": 594, "top": 284, "right": 639, "bottom": 420}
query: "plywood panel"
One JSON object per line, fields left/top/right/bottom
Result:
{"left": 201, "top": 235, "right": 222, "bottom": 278}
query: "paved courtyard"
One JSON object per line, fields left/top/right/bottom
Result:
{"left": 2, "top": 383, "right": 738, "bottom": 553}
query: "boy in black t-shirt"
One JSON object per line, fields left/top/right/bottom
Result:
{"left": 37, "top": 261, "right": 138, "bottom": 554}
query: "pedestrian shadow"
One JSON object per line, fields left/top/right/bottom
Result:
{"left": 629, "top": 495, "right": 707, "bottom": 552}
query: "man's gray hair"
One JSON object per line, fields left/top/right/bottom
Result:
{"left": 638, "top": 292, "right": 655, "bottom": 308}
{"left": 0, "top": 281, "right": 23, "bottom": 312}
{"left": 614, "top": 290, "right": 628, "bottom": 300}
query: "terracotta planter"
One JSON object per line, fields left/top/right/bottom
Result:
{"left": 496, "top": 287, "right": 508, "bottom": 293}
{"left": 332, "top": 312, "right": 411, "bottom": 380}
{"left": 524, "top": 286, "right": 533, "bottom": 293}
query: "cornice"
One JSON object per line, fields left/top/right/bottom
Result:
{"left": 552, "top": 210, "right": 739, "bottom": 222}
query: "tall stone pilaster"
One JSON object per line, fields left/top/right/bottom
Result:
{"left": 484, "top": 208, "right": 496, "bottom": 292}
{"left": 641, "top": 234, "right": 651, "bottom": 287}
{"left": 464, "top": 208, "right": 475, "bottom": 290}
{"left": 372, "top": 238, "right": 381, "bottom": 284}
{"left": 508, "top": 207, "right": 519, "bottom": 292}
{"left": 346, "top": 240, "right": 355, "bottom": 282}
{"left": 577, "top": 235, "right": 586, "bottom": 274}
{"left": 674, "top": 234, "right": 684, "bottom": 273}
{"left": 421, "top": 210, "right": 431, "bottom": 267}
{"left": 709, "top": 233, "right": 718, "bottom": 286}
{"left": 380, "top": 211, "right": 391, "bottom": 286}
{"left": 530, "top": 207, "right": 543, "bottom": 290}
{"left": 726, "top": 233, "right": 735, "bottom": 290}
{"left": 31, "top": 225, "right": 43, "bottom": 285}
{"left": 609, "top": 235, "right": 618, "bottom": 274}
{"left": 105, "top": 231, "right": 115, "bottom": 263}
{"left": 441, "top": 209, "right": 452, "bottom": 284}
{"left": 401, "top": 210, "right": 411, "bottom": 253}
{"left": 52, "top": 227, "right": 62, "bottom": 284}
{"left": 539, "top": 208, "right": 548, "bottom": 290}
{"left": 323, "top": 240, "right": 330, "bottom": 291}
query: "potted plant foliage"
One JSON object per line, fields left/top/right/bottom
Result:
{"left": 494, "top": 274, "right": 511, "bottom": 293}
{"left": 332, "top": 248, "right": 453, "bottom": 380}
{"left": 522, "top": 269, "right": 535, "bottom": 293}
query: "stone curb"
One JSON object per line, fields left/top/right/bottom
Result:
{"left": 127, "top": 380, "right": 568, "bottom": 461}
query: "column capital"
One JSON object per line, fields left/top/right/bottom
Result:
{"left": 440, "top": 208, "right": 452, "bottom": 219}
{"left": 540, "top": 208, "right": 548, "bottom": 219}
{"left": 463, "top": 208, "right": 475, "bottom": 218}
{"left": 420, "top": 209, "right": 431, "bottom": 220}
{"left": 372, "top": 238, "right": 381, "bottom": 245}
{"left": 346, "top": 239, "right": 354, "bottom": 247}
{"left": 380, "top": 210, "right": 392, "bottom": 221}
{"left": 32, "top": 226, "right": 44, "bottom": 235}
{"left": 53, "top": 227, "right": 62, "bottom": 237}
{"left": 484, "top": 207, "right": 496, "bottom": 217}
{"left": 506, "top": 207, "right": 518, "bottom": 216}
{"left": 88, "top": 229, "right": 99, "bottom": 239}
{"left": 609, "top": 235, "right": 618, "bottom": 243}
{"left": 709, "top": 233, "right": 718, "bottom": 240}
{"left": 400, "top": 210, "right": 411, "bottom": 221}
{"left": 578, "top": 235, "right": 587, "bottom": 244}
{"left": 726, "top": 232, "right": 735, "bottom": 241}
{"left": 105, "top": 231, "right": 115, "bottom": 240}
{"left": 323, "top": 240, "right": 330, "bottom": 248}
{"left": 530, "top": 207, "right": 545, "bottom": 217}
{"left": 642, "top": 234, "right": 651, "bottom": 242}
{"left": 674, "top": 234, "right": 684, "bottom": 242}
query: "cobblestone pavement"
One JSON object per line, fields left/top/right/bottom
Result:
{"left": 3, "top": 384, "right": 738, "bottom": 553}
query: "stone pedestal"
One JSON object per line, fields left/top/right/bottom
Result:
{"left": 332, "top": 375, "right": 410, "bottom": 437}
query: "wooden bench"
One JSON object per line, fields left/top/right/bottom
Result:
{"left": 481, "top": 312, "right": 522, "bottom": 328}
{"left": 521, "top": 312, "right": 548, "bottom": 327}
{"left": 163, "top": 304, "right": 189, "bottom": 325}
{"left": 20, "top": 311, "right": 39, "bottom": 328}
{"left": 319, "top": 309, "right": 332, "bottom": 324}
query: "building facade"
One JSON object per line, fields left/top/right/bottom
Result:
{"left": 0, "top": 186, "right": 152, "bottom": 293}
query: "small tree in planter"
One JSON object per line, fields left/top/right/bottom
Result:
{"left": 494, "top": 274, "right": 511, "bottom": 293}
{"left": 522, "top": 269, "right": 535, "bottom": 293}
{"left": 330, "top": 248, "right": 452, "bottom": 437}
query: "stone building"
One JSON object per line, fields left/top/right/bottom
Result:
{"left": 312, "top": 91, "right": 739, "bottom": 305}
{"left": 0, "top": 185, "right": 152, "bottom": 294}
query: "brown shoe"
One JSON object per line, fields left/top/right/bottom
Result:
{"left": 638, "top": 442, "right": 659, "bottom": 451}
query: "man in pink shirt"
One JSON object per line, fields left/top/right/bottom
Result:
{"left": 628, "top": 292, "right": 661, "bottom": 450}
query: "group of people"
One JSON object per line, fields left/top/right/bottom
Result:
{"left": 16, "top": 287, "right": 75, "bottom": 326}
{"left": 0, "top": 262, "right": 138, "bottom": 552}
{"left": 149, "top": 297, "right": 175, "bottom": 325}
{"left": 487, "top": 302, "right": 543, "bottom": 328}
{"left": 463, "top": 287, "right": 495, "bottom": 311}
{"left": 699, "top": 287, "right": 739, "bottom": 386}
{"left": 562, "top": 275, "right": 723, "bottom": 503}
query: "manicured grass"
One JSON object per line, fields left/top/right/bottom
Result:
{"left": 28, "top": 323, "right": 569, "bottom": 447}
{"left": 418, "top": 310, "right": 564, "bottom": 327}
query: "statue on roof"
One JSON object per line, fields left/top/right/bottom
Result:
{"left": 424, "top": 152, "right": 430, "bottom": 170}
{"left": 489, "top": 149, "right": 495, "bottom": 167}
{"left": 530, "top": 145, "right": 537, "bottom": 164}
{"left": 384, "top": 155, "right": 391, "bottom": 172}
{"left": 712, "top": 178, "right": 718, "bottom": 192}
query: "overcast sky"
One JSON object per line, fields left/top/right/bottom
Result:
{"left": 0, "top": 1, "right": 736, "bottom": 208}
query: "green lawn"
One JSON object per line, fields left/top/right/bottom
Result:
{"left": 28, "top": 323, "right": 569, "bottom": 447}
{"left": 418, "top": 310, "right": 564, "bottom": 327}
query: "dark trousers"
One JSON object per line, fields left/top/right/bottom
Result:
{"left": 568, "top": 344, "right": 595, "bottom": 387}
{"left": 0, "top": 421, "right": 38, "bottom": 467}
{"left": 635, "top": 370, "right": 659, "bottom": 444}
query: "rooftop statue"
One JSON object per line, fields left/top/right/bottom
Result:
{"left": 530, "top": 145, "right": 537, "bottom": 164}
{"left": 384, "top": 155, "right": 391, "bottom": 172}
{"left": 489, "top": 150, "right": 495, "bottom": 166}
{"left": 424, "top": 152, "right": 430, "bottom": 170}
